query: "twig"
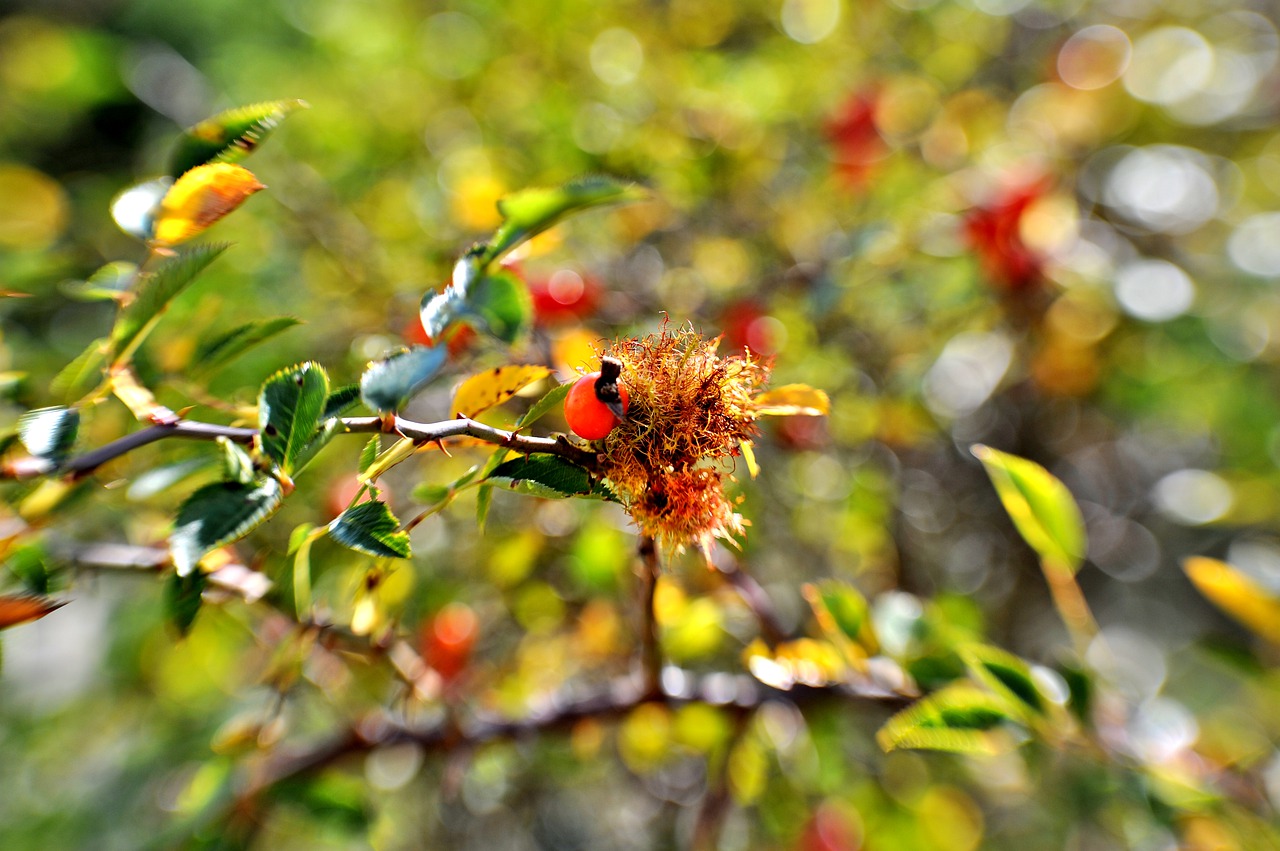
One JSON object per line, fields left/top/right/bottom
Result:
{"left": 5, "top": 415, "right": 598, "bottom": 481}
{"left": 638, "top": 535, "right": 662, "bottom": 698}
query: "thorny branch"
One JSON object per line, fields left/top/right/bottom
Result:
{"left": 3, "top": 414, "right": 599, "bottom": 481}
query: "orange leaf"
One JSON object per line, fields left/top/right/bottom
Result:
{"left": 152, "top": 163, "right": 265, "bottom": 247}
{"left": 0, "top": 594, "right": 65, "bottom": 630}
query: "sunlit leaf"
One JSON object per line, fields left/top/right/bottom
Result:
{"left": 877, "top": 683, "right": 1018, "bottom": 754}
{"left": 515, "top": 380, "right": 570, "bottom": 428}
{"left": 5, "top": 544, "right": 50, "bottom": 596}
{"left": 169, "top": 99, "right": 308, "bottom": 177}
{"left": 170, "top": 477, "right": 284, "bottom": 576}
{"left": 484, "top": 175, "right": 648, "bottom": 264}
{"left": 18, "top": 406, "right": 79, "bottom": 462}
{"left": 111, "top": 243, "right": 228, "bottom": 363}
{"left": 126, "top": 457, "right": 212, "bottom": 501}
{"left": 419, "top": 287, "right": 467, "bottom": 344}
{"left": 359, "top": 436, "right": 380, "bottom": 474}
{"left": 451, "top": 364, "right": 552, "bottom": 419}
{"left": 194, "top": 317, "right": 302, "bottom": 374}
{"left": 151, "top": 163, "right": 264, "bottom": 248}
{"left": 1183, "top": 556, "right": 1280, "bottom": 646}
{"left": 805, "top": 580, "right": 872, "bottom": 649}
{"left": 327, "top": 500, "right": 411, "bottom": 559}
{"left": 257, "top": 362, "right": 329, "bottom": 475}
{"left": 110, "top": 177, "right": 171, "bottom": 242}
{"left": 465, "top": 270, "right": 532, "bottom": 345}
{"left": 165, "top": 570, "right": 206, "bottom": 636}
{"left": 972, "top": 444, "right": 1086, "bottom": 574}
{"left": 959, "top": 643, "right": 1045, "bottom": 716}
{"left": 753, "top": 384, "right": 831, "bottom": 416}
{"left": 359, "top": 345, "right": 447, "bottom": 413}
{"left": 0, "top": 594, "right": 65, "bottom": 630}
{"left": 488, "top": 455, "right": 611, "bottom": 499}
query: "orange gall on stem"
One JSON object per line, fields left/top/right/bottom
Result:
{"left": 565, "top": 362, "right": 630, "bottom": 440}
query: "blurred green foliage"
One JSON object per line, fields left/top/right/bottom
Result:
{"left": 4, "top": 0, "right": 1280, "bottom": 848}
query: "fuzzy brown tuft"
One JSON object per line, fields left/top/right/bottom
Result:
{"left": 592, "top": 326, "right": 769, "bottom": 553}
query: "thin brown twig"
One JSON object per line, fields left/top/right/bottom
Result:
{"left": 5, "top": 415, "right": 598, "bottom": 481}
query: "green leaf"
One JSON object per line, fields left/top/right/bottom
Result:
{"left": 876, "top": 683, "right": 1018, "bottom": 754}
{"left": 327, "top": 500, "right": 411, "bottom": 559}
{"left": 126, "top": 457, "right": 212, "bottom": 501}
{"left": 292, "top": 417, "right": 342, "bottom": 476}
{"left": 258, "top": 362, "right": 330, "bottom": 475}
{"left": 169, "top": 99, "right": 308, "bottom": 177}
{"left": 411, "top": 482, "right": 451, "bottom": 505}
{"left": 51, "top": 337, "right": 108, "bottom": 401}
{"left": 194, "top": 317, "right": 302, "bottom": 374}
{"left": 488, "top": 455, "right": 609, "bottom": 499}
{"left": 359, "top": 436, "right": 380, "bottom": 474}
{"left": 959, "top": 643, "right": 1045, "bottom": 716}
{"left": 18, "top": 406, "right": 79, "bottom": 462}
{"left": 322, "top": 384, "right": 362, "bottom": 419}
{"left": 483, "top": 176, "right": 647, "bottom": 264}
{"left": 62, "top": 261, "right": 137, "bottom": 302}
{"left": 5, "top": 544, "right": 50, "bottom": 596}
{"left": 476, "top": 483, "right": 494, "bottom": 533}
{"left": 809, "top": 580, "right": 870, "bottom": 643}
{"left": 170, "top": 477, "right": 284, "bottom": 576}
{"left": 516, "top": 380, "right": 571, "bottom": 428}
{"left": 359, "top": 345, "right": 447, "bottom": 413}
{"left": 165, "top": 570, "right": 207, "bottom": 636}
{"left": 465, "top": 270, "right": 532, "bottom": 345}
{"left": 110, "top": 243, "right": 229, "bottom": 363}
{"left": 972, "top": 445, "right": 1086, "bottom": 574}
{"left": 219, "top": 437, "right": 256, "bottom": 485}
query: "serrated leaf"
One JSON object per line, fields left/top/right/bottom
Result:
{"left": 195, "top": 317, "right": 302, "bottom": 374}
{"left": 258, "top": 362, "right": 329, "bottom": 475}
{"left": 359, "top": 436, "right": 380, "bottom": 474}
{"left": 465, "top": 270, "right": 532, "bottom": 345}
{"left": 151, "top": 163, "right": 265, "bottom": 248}
{"left": 1183, "top": 556, "right": 1280, "bottom": 646}
{"left": 959, "top": 643, "right": 1045, "bottom": 715}
{"left": 0, "top": 594, "right": 65, "bottom": 630}
{"left": 753, "top": 385, "right": 831, "bottom": 417}
{"left": 220, "top": 437, "right": 256, "bottom": 484}
{"left": 876, "top": 683, "right": 1017, "bottom": 754}
{"left": 111, "top": 243, "right": 228, "bottom": 363}
{"left": 18, "top": 406, "right": 79, "bottom": 462}
{"left": 488, "top": 455, "right": 608, "bottom": 499}
{"left": 51, "top": 337, "right": 108, "bottom": 401}
{"left": 169, "top": 99, "right": 308, "bottom": 177}
{"left": 110, "top": 177, "right": 171, "bottom": 241}
{"left": 62, "top": 261, "right": 137, "bottom": 302}
{"left": 165, "top": 570, "right": 206, "bottom": 636}
{"left": 516, "top": 381, "right": 571, "bottom": 428}
{"left": 292, "top": 415, "right": 342, "bottom": 476}
{"left": 322, "top": 384, "right": 362, "bottom": 419}
{"left": 170, "top": 477, "right": 284, "bottom": 576}
{"left": 451, "top": 364, "right": 552, "bottom": 419}
{"left": 327, "top": 500, "right": 411, "bottom": 559}
{"left": 484, "top": 176, "right": 648, "bottom": 264}
{"left": 972, "top": 444, "right": 1086, "bottom": 574}
{"left": 359, "top": 345, "right": 447, "bottom": 413}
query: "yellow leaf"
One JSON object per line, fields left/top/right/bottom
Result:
{"left": 152, "top": 163, "right": 265, "bottom": 247}
{"left": 752, "top": 384, "right": 830, "bottom": 416}
{"left": 1183, "top": 556, "right": 1280, "bottom": 645}
{"left": 450, "top": 364, "right": 553, "bottom": 419}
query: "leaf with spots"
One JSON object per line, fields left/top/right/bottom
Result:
{"left": 451, "top": 364, "right": 553, "bottom": 419}
{"left": 169, "top": 99, "right": 308, "bottom": 177}
{"left": 258, "top": 362, "right": 330, "bottom": 475}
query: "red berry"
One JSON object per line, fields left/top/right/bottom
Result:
{"left": 565, "top": 371, "right": 629, "bottom": 440}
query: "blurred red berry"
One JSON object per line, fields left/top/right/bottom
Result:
{"left": 720, "top": 299, "right": 784, "bottom": 357}
{"left": 963, "top": 177, "right": 1052, "bottom": 292}
{"left": 529, "top": 269, "right": 601, "bottom": 326}
{"left": 421, "top": 602, "right": 478, "bottom": 682}
{"left": 825, "top": 88, "right": 888, "bottom": 190}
